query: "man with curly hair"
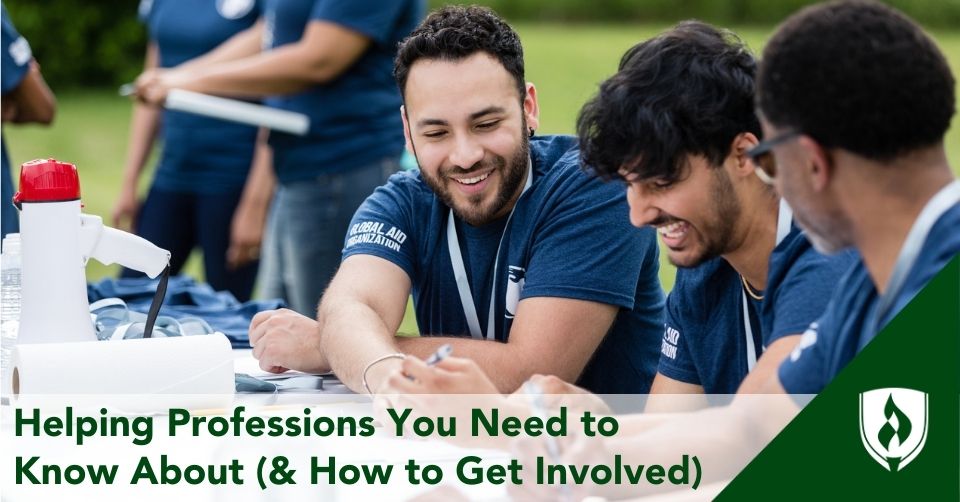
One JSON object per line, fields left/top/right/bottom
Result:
{"left": 575, "top": 20, "right": 855, "bottom": 399}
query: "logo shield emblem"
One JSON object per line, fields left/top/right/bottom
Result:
{"left": 859, "top": 388, "right": 928, "bottom": 472}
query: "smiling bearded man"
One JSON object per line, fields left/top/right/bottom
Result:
{"left": 246, "top": 5, "right": 667, "bottom": 395}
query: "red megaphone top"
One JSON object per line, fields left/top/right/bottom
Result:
{"left": 12, "top": 159, "right": 81, "bottom": 206}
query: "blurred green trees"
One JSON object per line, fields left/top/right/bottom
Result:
{"left": 5, "top": 0, "right": 146, "bottom": 89}
{"left": 429, "top": 0, "right": 960, "bottom": 26}
{"left": 6, "top": 0, "right": 960, "bottom": 89}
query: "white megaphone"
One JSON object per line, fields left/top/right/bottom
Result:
{"left": 13, "top": 159, "right": 171, "bottom": 345}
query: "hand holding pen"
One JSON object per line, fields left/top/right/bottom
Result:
{"left": 523, "top": 380, "right": 574, "bottom": 502}
{"left": 377, "top": 344, "right": 502, "bottom": 394}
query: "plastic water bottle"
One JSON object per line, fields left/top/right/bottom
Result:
{"left": 1, "top": 233, "right": 22, "bottom": 395}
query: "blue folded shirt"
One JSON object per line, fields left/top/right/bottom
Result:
{"left": 87, "top": 275, "right": 286, "bottom": 348}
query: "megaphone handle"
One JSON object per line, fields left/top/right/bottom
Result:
{"left": 142, "top": 265, "right": 171, "bottom": 339}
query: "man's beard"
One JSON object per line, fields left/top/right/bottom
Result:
{"left": 668, "top": 168, "right": 742, "bottom": 268}
{"left": 419, "top": 130, "right": 530, "bottom": 227}
{"left": 794, "top": 210, "right": 849, "bottom": 255}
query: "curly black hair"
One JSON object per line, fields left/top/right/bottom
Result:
{"left": 394, "top": 5, "right": 525, "bottom": 103}
{"left": 758, "top": 0, "right": 956, "bottom": 161}
{"left": 577, "top": 20, "right": 760, "bottom": 182}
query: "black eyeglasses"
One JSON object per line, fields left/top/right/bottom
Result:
{"left": 745, "top": 131, "right": 801, "bottom": 184}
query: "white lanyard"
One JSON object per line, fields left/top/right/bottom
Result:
{"left": 874, "top": 179, "right": 960, "bottom": 326}
{"left": 447, "top": 162, "right": 534, "bottom": 340}
{"left": 742, "top": 198, "right": 794, "bottom": 370}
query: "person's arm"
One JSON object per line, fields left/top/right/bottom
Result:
{"left": 644, "top": 372, "right": 710, "bottom": 413}
{"left": 390, "top": 298, "right": 619, "bottom": 393}
{"left": 736, "top": 335, "right": 800, "bottom": 393}
{"left": 176, "top": 20, "right": 265, "bottom": 72}
{"left": 650, "top": 373, "right": 705, "bottom": 394}
{"left": 249, "top": 254, "right": 411, "bottom": 377}
{"left": 317, "top": 255, "right": 413, "bottom": 391}
{"left": 607, "top": 378, "right": 798, "bottom": 498}
{"left": 648, "top": 290, "right": 708, "bottom": 411}
{"left": 5, "top": 59, "right": 55, "bottom": 124}
{"left": 511, "top": 375, "right": 800, "bottom": 501}
{"left": 113, "top": 43, "right": 161, "bottom": 231}
{"left": 321, "top": 252, "right": 619, "bottom": 393}
{"left": 138, "top": 20, "right": 369, "bottom": 102}
{"left": 227, "top": 128, "right": 274, "bottom": 270}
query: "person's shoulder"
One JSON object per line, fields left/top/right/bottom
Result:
{"left": 670, "top": 258, "right": 737, "bottom": 313}
{"left": 383, "top": 169, "right": 430, "bottom": 194}
{"left": 816, "top": 257, "right": 872, "bottom": 318}
{"left": 1, "top": 3, "right": 15, "bottom": 29}
{"left": 925, "top": 201, "right": 960, "bottom": 258}
{"left": 137, "top": 0, "right": 157, "bottom": 23}
{"left": 365, "top": 169, "right": 433, "bottom": 208}
{"left": 674, "top": 258, "right": 736, "bottom": 292}
{"left": 773, "top": 226, "right": 859, "bottom": 280}
{"left": 1, "top": 3, "right": 20, "bottom": 42}
{"left": 530, "top": 135, "right": 580, "bottom": 172}
{"left": 898, "top": 200, "right": 960, "bottom": 303}
{"left": 530, "top": 135, "right": 621, "bottom": 198}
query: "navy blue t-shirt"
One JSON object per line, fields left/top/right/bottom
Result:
{"left": 263, "top": 0, "right": 423, "bottom": 183}
{"left": 658, "top": 216, "right": 857, "bottom": 393}
{"left": 779, "top": 196, "right": 960, "bottom": 394}
{"left": 1, "top": 2, "right": 31, "bottom": 238}
{"left": 342, "top": 135, "right": 666, "bottom": 394}
{"left": 140, "top": 0, "right": 261, "bottom": 194}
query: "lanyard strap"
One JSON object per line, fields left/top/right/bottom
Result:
{"left": 743, "top": 198, "right": 794, "bottom": 368}
{"left": 875, "top": 179, "right": 960, "bottom": 325}
{"left": 448, "top": 161, "right": 533, "bottom": 341}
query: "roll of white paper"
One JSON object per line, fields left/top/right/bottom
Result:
{"left": 165, "top": 89, "right": 310, "bottom": 136}
{"left": 11, "top": 335, "right": 235, "bottom": 411}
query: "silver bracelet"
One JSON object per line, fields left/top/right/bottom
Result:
{"left": 361, "top": 353, "right": 405, "bottom": 395}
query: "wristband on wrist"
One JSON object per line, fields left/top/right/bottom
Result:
{"left": 361, "top": 353, "right": 405, "bottom": 395}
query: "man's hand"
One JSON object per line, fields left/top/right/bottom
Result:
{"left": 375, "top": 355, "right": 520, "bottom": 449}
{"left": 134, "top": 68, "right": 184, "bottom": 106}
{"left": 226, "top": 197, "right": 267, "bottom": 270}
{"left": 248, "top": 308, "right": 329, "bottom": 373}
{"left": 508, "top": 425, "right": 613, "bottom": 501}
{"left": 381, "top": 356, "right": 501, "bottom": 395}
{"left": 1, "top": 99, "right": 18, "bottom": 122}
{"left": 111, "top": 184, "right": 140, "bottom": 232}
{"left": 511, "top": 374, "right": 612, "bottom": 416}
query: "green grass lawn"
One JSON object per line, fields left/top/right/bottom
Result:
{"left": 4, "top": 23, "right": 960, "bottom": 333}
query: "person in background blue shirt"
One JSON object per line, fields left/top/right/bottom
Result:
{"left": 115, "top": 0, "right": 264, "bottom": 301}
{"left": 246, "top": 6, "right": 666, "bottom": 395}
{"left": 135, "top": 0, "right": 424, "bottom": 316}
{"left": 1, "top": 2, "right": 55, "bottom": 241}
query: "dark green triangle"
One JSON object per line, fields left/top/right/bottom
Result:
{"left": 718, "top": 255, "right": 959, "bottom": 500}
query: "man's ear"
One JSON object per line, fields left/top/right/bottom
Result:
{"left": 798, "top": 135, "right": 833, "bottom": 192}
{"left": 729, "top": 132, "right": 761, "bottom": 178}
{"left": 523, "top": 83, "right": 540, "bottom": 132}
{"left": 400, "top": 105, "right": 413, "bottom": 154}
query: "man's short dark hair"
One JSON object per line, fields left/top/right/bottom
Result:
{"left": 758, "top": 0, "right": 956, "bottom": 162}
{"left": 577, "top": 21, "right": 760, "bottom": 182}
{"left": 394, "top": 5, "right": 525, "bottom": 102}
